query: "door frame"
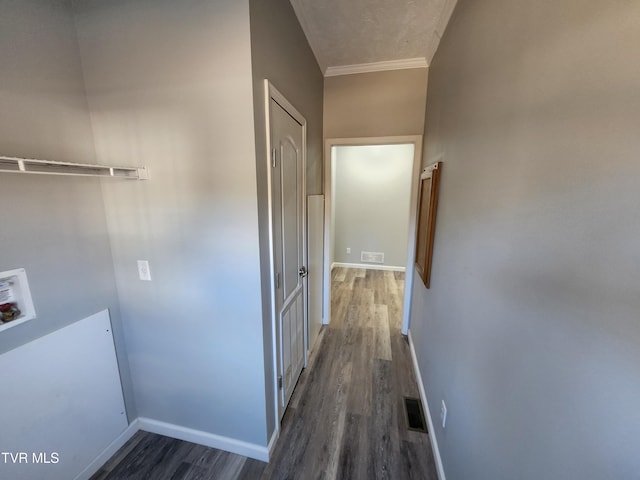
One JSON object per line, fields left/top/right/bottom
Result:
{"left": 264, "top": 80, "right": 308, "bottom": 426}
{"left": 323, "top": 135, "right": 423, "bottom": 335}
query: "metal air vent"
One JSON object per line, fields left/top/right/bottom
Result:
{"left": 361, "top": 251, "right": 384, "bottom": 264}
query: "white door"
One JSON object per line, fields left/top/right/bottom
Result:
{"left": 269, "top": 95, "right": 307, "bottom": 420}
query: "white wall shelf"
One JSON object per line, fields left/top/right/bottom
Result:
{"left": 0, "top": 155, "right": 148, "bottom": 180}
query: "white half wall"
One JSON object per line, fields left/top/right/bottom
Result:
{"left": 307, "top": 195, "right": 324, "bottom": 346}
{"left": 0, "top": 311, "right": 128, "bottom": 480}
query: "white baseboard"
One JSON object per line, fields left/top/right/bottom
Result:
{"left": 332, "top": 262, "right": 406, "bottom": 272}
{"left": 75, "top": 419, "right": 140, "bottom": 480}
{"left": 267, "top": 427, "right": 279, "bottom": 459}
{"left": 408, "top": 332, "right": 446, "bottom": 480}
{"left": 137, "top": 417, "right": 269, "bottom": 462}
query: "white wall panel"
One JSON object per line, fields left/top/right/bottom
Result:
{"left": 0, "top": 311, "right": 127, "bottom": 480}
{"left": 307, "top": 195, "right": 324, "bottom": 340}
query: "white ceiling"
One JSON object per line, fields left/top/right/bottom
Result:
{"left": 289, "top": 0, "right": 458, "bottom": 74}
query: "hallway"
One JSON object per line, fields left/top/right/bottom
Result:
{"left": 92, "top": 267, "right": 437, "bottom": 479}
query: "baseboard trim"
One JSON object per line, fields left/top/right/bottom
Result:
{"left": 137, "top": 417, "right": 269, "bottom": 462}
{"left": 75, "top": 418, "right": 140, "bottom": 480}
{"left": 332, "top": 262, "right": 406, "bottom": 272}
{"left": 408, "top": 332, "right": 446, "bottom": 480}
{"left": 267, "top": 427, "right": 279, "bottom": 460}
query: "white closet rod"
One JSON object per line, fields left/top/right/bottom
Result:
{"left": 0, "top": 155, "right": 148, "bottom": 180}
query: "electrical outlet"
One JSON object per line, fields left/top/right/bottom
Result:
{"left": 441, "top": 400, "right": 447, "bottom": 429}
{"left": 137, "top": 260, "right": 152, "bottom": 281}
{"left": 346, "top": 247, "right": 351, "bottom": 254}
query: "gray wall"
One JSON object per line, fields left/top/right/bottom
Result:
{"left": 324, "top": 69, "right": 428, "bottom": 139}
{"left": 248, "top": 0, "right": 324, "bottom": 438}
{"left": 0, "top": 0, "right": 135, "bottom": 417}
{"left": 74, "top": 0, "right": 268, "bottom": 446}
{"left": 410, "top": 1, "right": 640, "bottom": 478}
{"left": 332, "top": 145, "right": 414, "bottom": 268}
{"left": 249, "top": 0, "right": 324, "bottom": 196}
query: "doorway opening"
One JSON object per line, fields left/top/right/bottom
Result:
{"left": 323, "top": 136, "right": 423, "bottom": 334}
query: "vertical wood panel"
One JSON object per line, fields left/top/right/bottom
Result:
{"left": 307, "top": 194, "right": 324, "bottom": 349}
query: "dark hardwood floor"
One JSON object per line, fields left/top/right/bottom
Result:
{"left": 91, "top": 267, "right": 437, "bottom": 480}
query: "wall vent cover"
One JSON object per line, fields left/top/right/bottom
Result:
{"left": 361, "top": 251, "right": 384, "bottom": 264}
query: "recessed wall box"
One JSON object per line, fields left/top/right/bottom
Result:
{"left": 0, "top": 268, "right": 36, "bottom": 331}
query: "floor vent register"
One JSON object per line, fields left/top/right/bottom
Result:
{"left": 403, "top": 397, "right": 428, "bottom": 433}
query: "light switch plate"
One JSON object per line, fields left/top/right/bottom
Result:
{"left": 137, "top": 260, "right": 151, "bottom": 281}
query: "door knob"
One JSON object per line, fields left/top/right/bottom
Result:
{"left": 298, "top": 266, "right": 308, "bottom": 278}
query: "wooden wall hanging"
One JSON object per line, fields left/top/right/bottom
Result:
{"left": 415, "top": 162, "right": 442, "bottom": 288}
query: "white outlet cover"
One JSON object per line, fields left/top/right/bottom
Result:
{"left": 137, "top": 260, "right": 152, "bottom": 281}
{"left": 346, "top": 247, "right": 351, "bottom": 254}
{"left": 441, "top": 400, "right": 447, "bottom": 428}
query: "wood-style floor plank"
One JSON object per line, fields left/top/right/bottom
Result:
{"left": 337, "top": 413, "right": 368, "bottom": 480}
{"left": 373, "top": 304, "right": 392, "bottom": 361}
{"left": 91, "top": 267, "right": 437, "bottom": 480}
{"left": 89, "top": 430, "right": 148, "bottom": 480}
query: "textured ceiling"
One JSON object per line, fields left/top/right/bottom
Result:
{"left": 289, "top": 0, "right": 457, "bottom": 73}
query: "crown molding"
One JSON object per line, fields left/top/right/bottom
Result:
{"left": 324, "top": 57, "right": 428, "bottom": 77}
